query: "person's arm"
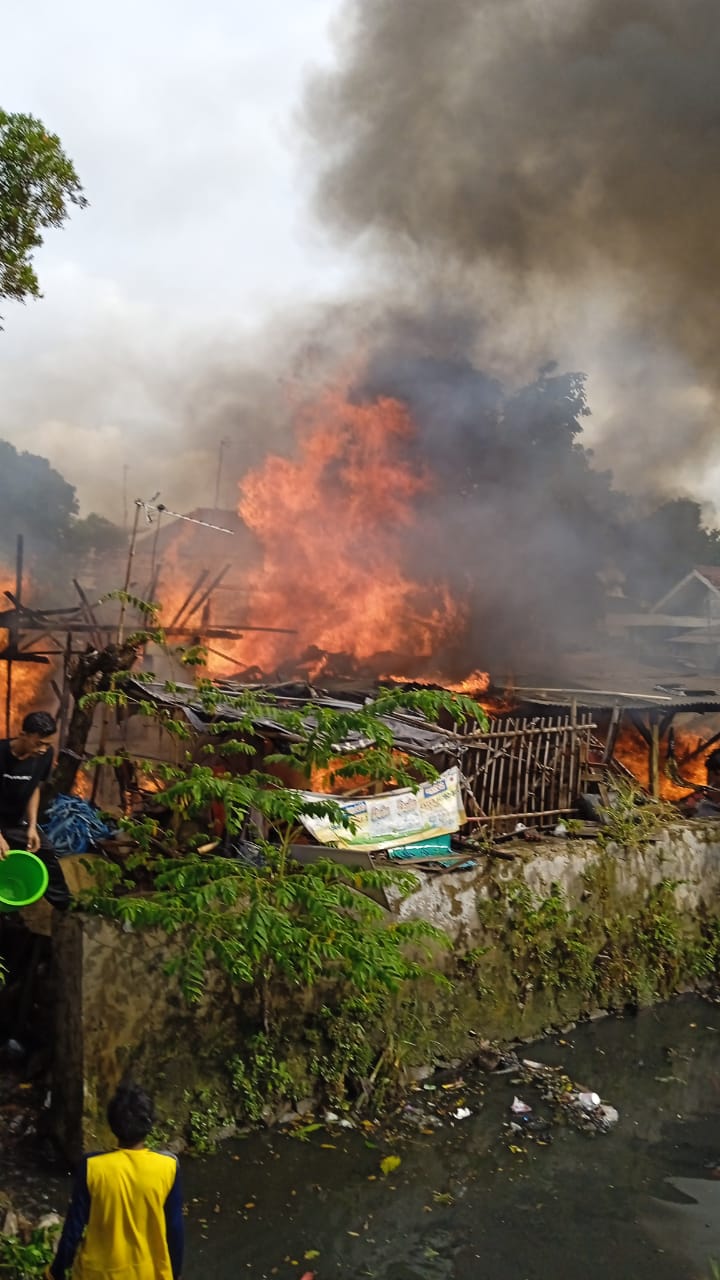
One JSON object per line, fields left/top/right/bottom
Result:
{"left": 0, "top": 744, "right": 9, "bottom": 857}
{"left": 163, "top": 1160, "right": 184, "bottom": 1280}
{"left": 25, "top": 786, "right": 41, "bottom": 852}
{"left": 26, "top": 750, "right": 52, "bottom": 853}
{"left": 47, "top": 1158, "right": 91, "bottom": 1280}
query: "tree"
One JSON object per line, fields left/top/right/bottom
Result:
{"left": 0, "top": 439, "right": 124, "bottom": 596}
{"left": 0, "top": 439, "right": 78, "bottom": 559}
{"left": 0, "top": 109, "right": 87, "bottom": 311}
{"left": 621, "top": 498, "right": 720, "bottom": 605}
{"left": 79, "top": 678, "right": 488, "bottom": 1114}
{"left": 64, "top": 512, "right": 127, "bottom": 559}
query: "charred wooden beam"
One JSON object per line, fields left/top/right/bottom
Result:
{"left": 169, "top": 570, "right": 209, "bottom": 628}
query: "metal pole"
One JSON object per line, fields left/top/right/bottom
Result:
{"left": 117, "top": 501, "right": 142, "bottom": 645}
{"left": 213, "top": 439, "right": 229, "bottom": 509}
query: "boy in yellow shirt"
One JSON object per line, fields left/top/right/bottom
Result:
{"left": 48, "top": 1085, "right": 183, "bottom": 1280}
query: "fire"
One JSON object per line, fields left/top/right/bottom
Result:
{"left": 233, "top": 386, "right": 467, "bottom": 676}
{"left": 613, "top": 723, "right": 713, "bottom": 801}
{"left": 0, "top": 572, "right": 52, "bottom": 734}
{"left": 72, "top": 768, "right": 92, "bottom": 800}
{"left": 381, "top": 668, "right": 490, "bottom": 696}
{"left": 309, "top": 749, "right": 416, "bottom": 795}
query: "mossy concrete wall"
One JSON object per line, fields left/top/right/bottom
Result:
{"left": 51, "top": 915, "right": 245, "bottom": 1161}
{"left": 391, "top": 821, "right": 720, "bottom": 943}
{"left": 50, "top": 822, "right": 720, "bottom": 1158}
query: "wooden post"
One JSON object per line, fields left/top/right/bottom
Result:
{"left": 58, "top": 632, "right": 73, "bottom": 750}
{"left": 5, "top": 534, "right": 24, "bottom": 735}
{"left": 117, "top": 501, "right": 142, "bottom": 645}
{"left": 649, "top": 716, "right": 660, "bottom": 799}
{"left": 602, "top": 704, "right": 623, "bottom": 764}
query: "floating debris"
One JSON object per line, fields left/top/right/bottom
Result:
{"left": 510, "top": 1096, "right": 532, "bottom": 1115}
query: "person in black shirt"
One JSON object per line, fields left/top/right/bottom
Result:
{"left": 0, "top": 711, "right": 69, "bottom": 910}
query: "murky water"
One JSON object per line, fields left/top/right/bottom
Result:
{"left": 183, "top": 999, "right": 720, "bottom": 1280}
{"left": 10, "top": 998, "right": 720, "bottom": 1279}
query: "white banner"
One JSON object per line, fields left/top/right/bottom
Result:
{"left": 299, "top": 766, "right": 465, "bottom": 852}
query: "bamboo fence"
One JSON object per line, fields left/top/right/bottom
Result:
{"left": 450, "top": 712, "right": 596, "bottom": 832}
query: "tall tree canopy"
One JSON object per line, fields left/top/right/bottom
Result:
{"left": 0, "top": 440, "right": 124, "bottom": 596}
{"left": 0, "top": 109, "right": 86, "bottom": 311}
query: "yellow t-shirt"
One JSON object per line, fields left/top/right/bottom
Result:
{"left": 50, "top": 1148, "right": 183, "bottom": 1280}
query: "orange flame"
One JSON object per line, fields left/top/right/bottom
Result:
{"left": 381, "top": 668, "right": 490, "bottom": 696}
{"left": 0, "top": 573, "right": 52, "bottom": 733}
{"left": 613, "top": 724, "right": 712, "bottom": 800}
{"left": 233, "top": 386, "right": 467, "bottom": 676}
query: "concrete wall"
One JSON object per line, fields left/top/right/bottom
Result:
{"left": 50, "top": 821, "right": 720, "bottom": 1157}
{"left": 51, "top": 914, "right": 243, "bottom": 1161}
{"left": 391, "top": 822, "right": 720, "bottom": 943}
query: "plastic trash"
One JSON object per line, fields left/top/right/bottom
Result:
{"left": 0, "top": 1038, "right": 26, "bottom": 1062}
{"left": 454, "top": 1107, "right": 472, "bottom": 1120}
{"left": 511, "top": 1096, "right": 532, "bottom": 1115}
{"left": 514, "top": 822, "right": 527, "bottom": 833}
{"left": 576, "top": 1091, "right": 601, "bottom": 1110}
{"left": 597, "top": 1104, "right": 619, "bottom": 1129}
{"left": 554, "top": 822, "right": 568, "bottom": 837}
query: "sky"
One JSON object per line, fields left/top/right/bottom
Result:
{"left": 2, "top": 0, "right": 720, "bottom": 526}
{"left": 0, "top": 0, "right": 351, "bottom": 517}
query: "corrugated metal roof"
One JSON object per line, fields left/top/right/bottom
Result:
{"left": 505, "top": 650, "right": 720, "bottom": 713}
{"left": 512, "top": 685, "right": 720, "bottom": 713}
{"left": 127, "top": 679, "right": 455, "bottom": 755}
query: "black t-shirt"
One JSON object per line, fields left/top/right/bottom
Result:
{"left": 0, "top": 739, "right": 53, "bottom": 827}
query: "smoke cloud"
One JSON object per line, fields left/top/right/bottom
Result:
{"left": 305, "top": 0, "right": 720, "bottom": 495}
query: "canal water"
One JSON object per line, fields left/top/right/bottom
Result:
{"left": 182, "top": 998, "right": 720, "bottom": 1280}
{"left": 9, "top": 997, "right": 720, "bottom": 1279}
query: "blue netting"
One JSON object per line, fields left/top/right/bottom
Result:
{"left": 41, "top": 795, "right": 115, "bottom": 855}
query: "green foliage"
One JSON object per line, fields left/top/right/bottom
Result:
{"left": 84, "top": 847, "right": 447, "bottom": 1015}
{"left": 478, "top": 868, "right": 720, "bottom": 1012}
{"left": 229, "top": 1033, "right": 297, "bottom": 1122}
{"left": 0, "top": 440, "right": 78, "bottom": 566}
{"left": 624, "top": 498, "right": 720, "bottom": 605}
{"left": 0, "top": 108, "right": 87, "bottom": 309}
{"left": 501, "top": 882, "right": 596, "bottom": 996}
{"left": 0, "top": 438, "right": 122, "bottom": 592}
{"left": 97, "top": 590, "right": 160, "bottom": 620}
{"left": 63, "top": 512, "right": 126, "bottom": 557}
{"left": 78, "top": 681, "right": 481, "bottom": 1132}
{"left": 0, "top": 1228, "right": 56, "bottom": 1279}
{"left": 183, "top": 1087, "right": 231, "bottom": 1154}
{"left": 306, "top": 997, "right": 383, "bottom": 1106}
{"left": 598, "top": 781, "right": 675, "bottom": 851}
{"left": 80, "top": 685, "right": 476, "bottom": 1028}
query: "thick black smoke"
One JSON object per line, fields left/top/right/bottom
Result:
{"left": 305, "top": 0, "right": 720, "bottom": 493}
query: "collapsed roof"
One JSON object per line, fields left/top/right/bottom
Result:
{"left": 125, "top": 677, "right": 457, "bottom": 758}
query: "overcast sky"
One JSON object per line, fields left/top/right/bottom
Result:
{"left": 2, "top": 1, "right": 720, "bottom": 525}
{"left": 0, "top": 0, "right": 354, "bottom": 515}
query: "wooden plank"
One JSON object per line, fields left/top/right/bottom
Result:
{"left": 649, "top": 717, "right": 661, "bottom": 799}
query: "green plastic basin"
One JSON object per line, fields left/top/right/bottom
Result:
{"left": 0, "top": 850, "right": 49, "bottom": 910}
